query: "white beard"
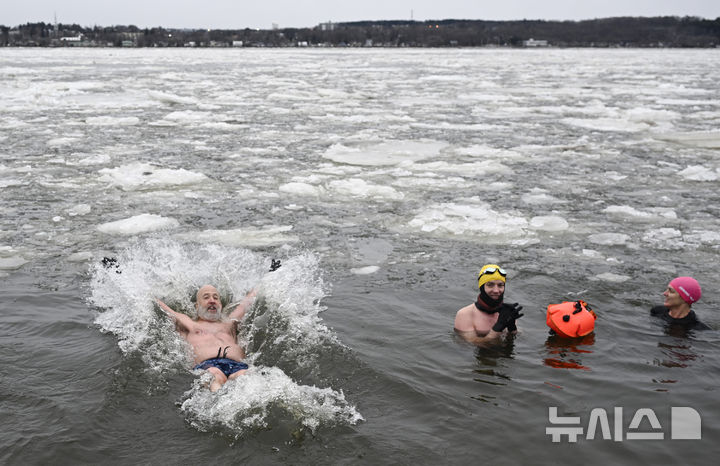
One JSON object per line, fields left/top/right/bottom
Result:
{"left": 197, "top": 305, "right": 222, "bottom": 322}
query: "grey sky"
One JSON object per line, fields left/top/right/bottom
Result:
{"left": 2, "top": 0, "right": 718, "bottom": 29}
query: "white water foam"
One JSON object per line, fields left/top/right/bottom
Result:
{"left": 89, "top": 238, "right": 361, "bottom": 436}
{"left": 180, "top": 366, "right": 363, "bottom": 437}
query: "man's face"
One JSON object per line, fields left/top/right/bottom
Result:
{"left": 663, "top": 285, "right": 685, "bottom": 309}
{"left": 483, "top": 280, "right": 505, "bottom": 300}
{"left": 196, "top": 285, "right": 222, "bottom": 321}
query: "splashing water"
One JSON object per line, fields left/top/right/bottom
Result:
{"left": 181, "top": 366, "right": 363, "bottom": 437}
{"left": 88, "top": 236, "right": 362, "bottom": 435}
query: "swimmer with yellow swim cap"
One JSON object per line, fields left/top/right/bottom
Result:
{"left": 454, "top": 264, "right": 524, "bottom": 346}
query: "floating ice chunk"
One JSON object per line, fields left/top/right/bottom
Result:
{"left": 522, "top": 190, "right": 564, "bottom": 205}
{"left": 561, "top": 117, "right": 648, "bottom": 132}
{"left": 175, "top": 225, "right": 298, "bottom": 247}
{"left": 588, "top": 233, "right": 630, "bottom": 245}
{"left": 148, "top": 90, "right": 198, "bottom": 105}
{"left": 279, "top": 182, "right": 324, "bottom": 197}
{"left": 590, "top": 272, "right": 631, "bottom": 283}
{"left": 322, "top": 140, "right": 447, "bottom": 166}
{"left": 643, "top": 228, "right": 683, "bottom": 249}
{"left": 47, "top": 137, "right": 79, "bottom": 147}
{"left": 408, "top": 202, "right": 528, "bottom": 238}
{"left": 529, "top": 216, "right": 569, "bottom": 232}
{"left": 0, "top": 256, "right": 28, "bottom": 270}
{"left": 67, "top": 251, "right": 94, "bottom": 262}
{"left": 67, "top": 204, "right": 92, "bottom": 216}
{"left": 685, "top": 230, "right": 720, "bottom": 245}
{"left": 350, "top": 265, "right": 380, "bottom": 275}
{"left": 678, "top": 165, "right": 718, "bottom": 181}
{"left": 626, "top": 107, "right": 679, "bottom": 124}
{"left": 604, "top": 205, "right": 677, "bottom": 221}
{"left": 76, "top": 153, "right": 112, "bottom": 165}
{"left": 604, "top": 205, "right": 652, "bottom": 218}
{"left": 329, "top": 178, "right": 403, "bottom": 200}
{"left": 582, "top": 249, "right": 604, "bottom": 259}
{"left": 99, "top": 162, "right": 208, "bottom": 191}
{"left": 162, "top": 110, "right": 216, "bottom": 123}
{"left": 656, "top": 130, "right": 720, "bottom": 148}
{"left": 98, "top": 214, "right": 179, "bottom": 235}
{"left": 85, "top": 116, "right": 140, "bottom": 126}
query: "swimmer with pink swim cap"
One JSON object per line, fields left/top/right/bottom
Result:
{"left": 650, "top": 276, "right": 710, "bottom": 330}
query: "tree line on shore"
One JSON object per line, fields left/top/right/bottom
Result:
{"left": 2, "top": 16, "right": 719, "bottom": 48}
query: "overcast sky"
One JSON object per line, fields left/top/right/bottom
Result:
{"left": 2, "top": 1, "right": 718, "bottom": 29}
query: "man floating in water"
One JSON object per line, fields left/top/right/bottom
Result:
{"left": 156, "top": 285, "right": 254, "bottom": 391}
{"left": 454, "top": 264, "right": 523, "bottom": 346}
{"left": 156, "top": 260, "right": 281, "bottom": 391}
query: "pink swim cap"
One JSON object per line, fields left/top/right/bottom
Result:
{"left": 669, "top": 277, "right": 702, "bottom": 304}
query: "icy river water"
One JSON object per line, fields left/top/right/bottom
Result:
{"left": 1, "top": 47, "right": 719, "bottom": 464}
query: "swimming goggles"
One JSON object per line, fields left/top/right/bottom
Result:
{"left": 481, "top": 267, "right": 507, "bottom": 277}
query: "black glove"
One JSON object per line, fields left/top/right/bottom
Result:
{"left": 269, "top": 259, "right": 281, "bottom": 272}
{"left": 492, "top": 303, "right": 524, "bottom": 332}
{"left": 101, "top": 257, "right": 121, "bottom": 274}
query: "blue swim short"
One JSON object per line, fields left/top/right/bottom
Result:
{"left": 194, "top": 358, "right": 249, "bottom": 377}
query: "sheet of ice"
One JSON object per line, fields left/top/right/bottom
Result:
{"left": 66, "top": 204, "right": 92, "bottom": 216}
{"left": 322, "top": 140, "right": 447, "bottom": 166}
{"left": 0, "top": 256, "right": 28, "bottom": 270}
{"left": 329, "top": 179, "right": 404, "bottom": 200}
{"left": 656, "top": 131, "right": 720, "bottom": 148}
{"left": 98, "top": 162, "right": 208, "bottom": 191}
{"left": 603, "top": 205, "right": 677, "bottom": 221}
{"left": 678, "top": 165, "right": 718, "bottom": 181}
{"left": 85, "top": 116, "right": 140, "bottom": 126}
{"left": 643, "top": 228, "right": 683, "bottom": 249}
{"left": 561, "top": 117, "right": 650, "bottom": 133}
{"left": 590, "top": 272, "right": 631, "bottom": 283}
{"left": 529, "top": 216, "right": 569, "bottom": 232}
{"left": 588, "top": 233, "right": 631, "bottom": 245}
{"left": 97, "top": 214, "right": 180, "bottom": 235}
{"left": 279, "top": 182, "right": 325, "bottom": 197}
{"left": 147, "top": 90, "right": 198, "bottom": 106}
{"left": 350, "top": 266, "right": 380, "bottom": 275}
{"left": 522, "top": 190, "right": 565, "bottom": 205}
{"left": 408, "top": 201, "right": 529, "bottom": 238}
{"left": 175, "top": 226, "right": 298, "bottom": 247}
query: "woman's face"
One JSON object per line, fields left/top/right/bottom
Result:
{"left": 663, "top": 284, "right": 685, "bottom": 308}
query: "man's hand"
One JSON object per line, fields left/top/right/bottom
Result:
{"left": 270, "top": 259, "right": 281, "bottom": 272}
{"left": 492, "top": 302, "right": 524, "bottom": 332}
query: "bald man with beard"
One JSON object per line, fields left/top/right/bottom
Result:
{"left": 157, "top": 284, "right": 256, "bottom": 392}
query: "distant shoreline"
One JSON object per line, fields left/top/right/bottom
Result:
{"left": 3, "top": 16, "right": 719, "bottom": 48}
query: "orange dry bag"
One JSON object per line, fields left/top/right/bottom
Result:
{"left": 546, "top": 300, "right": 597, "bottom": 338}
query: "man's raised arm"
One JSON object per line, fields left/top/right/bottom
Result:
{"left": 227, "top": 289, "right": 257, "bottom": 322}
{"left": 156, "top": 299, "right": 193, "bottom": 332}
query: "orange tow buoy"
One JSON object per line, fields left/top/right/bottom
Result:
{"left": 546, "top": 300, "right": 597, "bottom": 338}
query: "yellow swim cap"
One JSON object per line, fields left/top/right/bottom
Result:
{"left": 478, "top": 264, "right": 507, "bottom": 289}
